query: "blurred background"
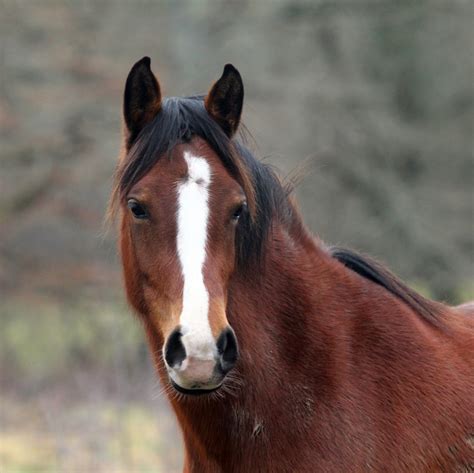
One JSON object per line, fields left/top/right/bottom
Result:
{"left": 1, "top": 1, "right": 473, "bottom": 471}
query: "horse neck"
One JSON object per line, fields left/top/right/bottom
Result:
{"left": 170, "top": 219, "right": 354, "bottom": 467}
{"left": 164, "top": 217, "right": 472, "bottom": 471}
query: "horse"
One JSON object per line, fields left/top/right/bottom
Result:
{"left": 109, "top": 57, "right": 474, "bottom": 472}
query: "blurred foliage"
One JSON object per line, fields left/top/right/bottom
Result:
{"left": 0, "top": 0, "right": 472, "bottom": 303}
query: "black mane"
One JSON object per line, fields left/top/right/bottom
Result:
{"left": 113, "top": 95, "right": 293, "bottom": 268}
{"left": 330, "top": 247, "right": 443, "bottom": 325}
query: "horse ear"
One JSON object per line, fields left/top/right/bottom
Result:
{"left": 205, "top": 64, "right": 244, "bottom": 137}
{"left": 123, "top": 56, "right": 162, "bottom": 146}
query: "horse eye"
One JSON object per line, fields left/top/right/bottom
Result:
{"left": 232, "top": 202, "right": 246, "bottom": 222}
{"left": 127, "top": 199, "right": 148, "bottom": 219}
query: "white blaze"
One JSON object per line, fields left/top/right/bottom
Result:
{"left": 176, "top": 152, "right": 215, "bottom": 361}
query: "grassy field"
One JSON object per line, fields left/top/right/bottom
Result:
{"left": 0, "top": 298, "right": 183, "bottom": 473}
{"left": 0, "top": 396, "right": 182, "bottom": 473}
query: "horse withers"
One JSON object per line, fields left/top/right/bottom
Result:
{"left": 109, "top": 57, "right": 474, "bottom": 472}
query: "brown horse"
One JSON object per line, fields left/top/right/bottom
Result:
{"left": 109, "top": 57, "right": 474, "bottom": 472}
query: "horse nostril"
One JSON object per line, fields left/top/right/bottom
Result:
{"left": 164, "top": 328, "right": 186, "bottom": 368}
{"left": 217, "top": 327, "right": 239, "bottom": 374}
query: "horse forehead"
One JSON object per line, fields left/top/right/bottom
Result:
{"left": 132, "top": 140, "right": 237, "bottom": 202}
{"left": 160, "top": 141, "right": 219, "bottom": 180}
{"left": 182, "top": 151, "right": 212, "bottom": 185}
{"left": 183, "top": 143, "right": 231, "bottom": 178}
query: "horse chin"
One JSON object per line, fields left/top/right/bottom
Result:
{"left": 171, "top": 379, "right": 221, "bottom": 396}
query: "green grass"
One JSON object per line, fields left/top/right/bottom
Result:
{"left": 0, "top": 299, "right": 144, "bottom": 383}
{"left": 0, "top": 397, "right": 182, "bottom": 472}
{"left": 0, "top": 298, "right": 183, "bottom": 472}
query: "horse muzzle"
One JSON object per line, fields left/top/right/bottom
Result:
{"left": 163, "top": 326, "right": 238, "bottom": 395}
